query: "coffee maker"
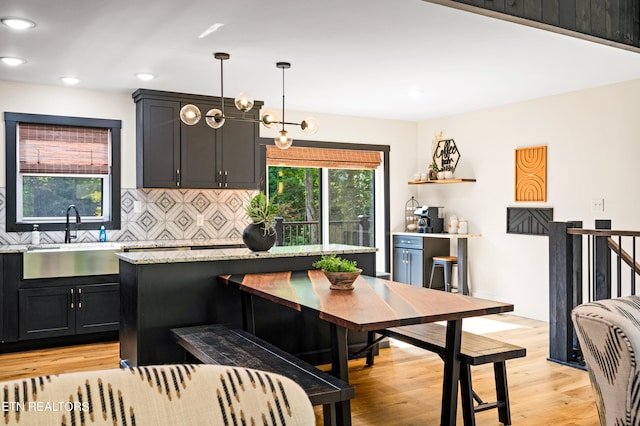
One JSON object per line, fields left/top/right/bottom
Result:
{"left": 414, "top": 206, "right": 444, "bottom": 233}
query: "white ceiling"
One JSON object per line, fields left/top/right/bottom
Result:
{"left": 2, "top": 0, "right": 640, "bottom": 121}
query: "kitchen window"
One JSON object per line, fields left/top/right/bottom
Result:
{"left": 4, "top": 113, "right": 121, "bottom": 232}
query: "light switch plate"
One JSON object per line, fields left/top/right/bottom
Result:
{"left": 133, "top": 201, "right": 142, "bottom": 213}
{"left": 591, "top": 198, "right": 604, "bottom": 212}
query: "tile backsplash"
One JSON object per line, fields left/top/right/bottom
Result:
{"left": 0, "top": 187, "right": 256, "bottom": 244}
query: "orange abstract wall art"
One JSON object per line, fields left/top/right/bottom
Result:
{"left": 515, "top": 146, "right": 547, "bottom": 202}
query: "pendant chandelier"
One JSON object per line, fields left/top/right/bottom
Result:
{"left": 179, "top": 52, "right": 318, "bottom": 150}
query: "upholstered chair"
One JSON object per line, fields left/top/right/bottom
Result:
{"left": 571, "top": 295, "right": 640, "bottom": 425}
{"left": 0, "top": 364, "right": 315, "bottom": 425}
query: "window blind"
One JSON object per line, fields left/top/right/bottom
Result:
{"left": 18, "top": 123, "right": 110, "bottom": 174}
{"left": 266, "top": 145, "right": 382, "bottom": 170}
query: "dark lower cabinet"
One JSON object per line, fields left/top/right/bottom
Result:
{"left": 18, "top": 283, "right": 119, "bottom": 340}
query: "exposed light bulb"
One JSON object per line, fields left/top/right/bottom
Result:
{"left": 274, "top": 130, "right": 293, "bottom": 150}
{"left": 234, "top": 93, "right": 254, "bottom": 112}
{"left": 261, "top": 111, "right": 281, "bottom": 128}
{"left": 301, "top": 118, "right": 318, "bottom": 135}
{"left": 205, "top": 109, "right": 225, "bottom": 129}
{"left": 180, "top": 104, "right": 202, "bottom": 125}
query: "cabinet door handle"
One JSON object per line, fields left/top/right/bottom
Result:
{"left": 70, "top": 288, "right": 74, "bottom": 309}
{"left": 176, "top": 169, "right": 180, "bottom": 187}
{"left": 218, "top": 170, "right": 223, "bottom": 187}
{"left": 78, "top": 288, "right": 82, "bottom": 309}
{"left": 224, "top": 170, "right": 228, "bottom": 188}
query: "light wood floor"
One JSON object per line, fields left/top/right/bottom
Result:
{"left": 0, "top": 315, "right": 598, "bottom": 425}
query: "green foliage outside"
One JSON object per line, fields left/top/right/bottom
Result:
{"left": 268, "top": 167, "right": 320, "bottom": 221}
{"left": 267, "top": 167, "right": 373, "bottom": 221}
{"left": 327, "top": 169, "right": 374, "bottom": 221}
{"left": 23, "top": 176, "right": 103, "bottom": 218}
{"left": 267, "top": 166, "right": 374, "bottom": 246}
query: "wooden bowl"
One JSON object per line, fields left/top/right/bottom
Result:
{"left": 322, "top": 269, "right": 362, "bottom": 291}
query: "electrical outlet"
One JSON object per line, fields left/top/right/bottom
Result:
{"left": 591, "top": 198, "right": 604, "bottom": 212}
{"left": 197, "top": 215, "right": 204, "bottom": 226}
{"left": 133, "top": 201, "right": 142, "bottom": 213}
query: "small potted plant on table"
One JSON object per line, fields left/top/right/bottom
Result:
{"left": 312, "top": 254, "right": 362, "bottom": 291}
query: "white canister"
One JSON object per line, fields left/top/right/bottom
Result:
{"left": 448, "top": 215, "right": 459, "bottom": 234}
{"left": 457, "top": 218, "right": 468, "bottom": 234}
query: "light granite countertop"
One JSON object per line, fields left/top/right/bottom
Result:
{"left": 116, "top": 244, "right": 377, "bottom": 265}
{"left": 0, "top": 238, "right": 244, "bottom": 254}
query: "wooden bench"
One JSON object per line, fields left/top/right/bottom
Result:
{"left": 373, "top": 323, "right": 526, "bottom": 426}
{"left": 171, "top": 324, "right": 354, "bottom": 426}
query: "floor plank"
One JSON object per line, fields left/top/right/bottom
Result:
{"left": 0, "top": 314, "right": 598, "bottom": 425}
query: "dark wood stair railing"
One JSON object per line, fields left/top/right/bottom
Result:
{"left": 549, "top": 220, "right": 640, "bottom": 367}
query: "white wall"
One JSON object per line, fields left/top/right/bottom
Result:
{"left": 415, "top": 78, "right": 640, "bottom": 320}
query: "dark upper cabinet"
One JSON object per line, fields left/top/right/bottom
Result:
{"left": 133, "top": 89, "right": 263, "bottom": 189}
{"left": 218, "top": 111, "right": 261, "bottom": 189}
{"left": 137, "top": 98, "right": 181, "bottom": 188}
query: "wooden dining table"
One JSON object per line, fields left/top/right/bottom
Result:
{"left": 218, "top": 270, "right": 514, "bottom": 426}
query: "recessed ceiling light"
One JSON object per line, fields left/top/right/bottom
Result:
{"left": 0, "top": 17, "right": 36, "bottom": 30}
{"left": 60, "top": 76, "right": 80, "bottom": 85}
{"left": 408, "top": 89, "right": 424, "bottom": 98}
{"left": 136, "top": 73, "right": 155, "bottom": 81}
{"left": 1, "top": 57, "right": 26, "bottom": 66}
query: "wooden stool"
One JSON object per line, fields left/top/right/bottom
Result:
{"left": 429, "top": 255, "right": 458, "bottom": 292}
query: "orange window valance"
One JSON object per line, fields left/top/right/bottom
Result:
{"left": 266, "top": 145, "right": 382, "bottom": 170}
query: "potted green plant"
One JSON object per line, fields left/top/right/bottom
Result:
{"left": 429, "top": 162, "right": 439, "bottom": 180}
{"left": 312, "top": 254, "right": 362, "bottom": 290}
{"left": 243, "top": 192, "right": 279, "bottom": 251}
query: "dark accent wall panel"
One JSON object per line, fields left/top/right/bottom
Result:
{"left": 507, "top": 207, "right": 554, "bottom": 235}
{"left": 427, "top": 0, "right": 640, "bottom": 50}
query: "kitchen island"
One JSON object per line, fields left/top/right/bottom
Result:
{"left": 116, "top": 244, "right": 376, "bottom": 367}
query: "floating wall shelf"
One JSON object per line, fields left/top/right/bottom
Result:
{"left": 408, "top": 178, "right": 476, "bottom": 185}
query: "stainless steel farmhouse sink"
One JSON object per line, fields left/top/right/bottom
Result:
{"left": 23, "top": 243, "right": 123, "bottom": 279}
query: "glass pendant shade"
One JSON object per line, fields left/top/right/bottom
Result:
{"left": 180, "top": 104, "right": 202, "bottom": 125}
{"left": 205, "top": 109, "right": 225, "bottom": 129}
{"left": 300, "top": 117, "right": 319, "bottom": 135}
{"left": 234, "top": 93, "right": 254, "bottom": 112}
{"left": 274, "top": 130, "right": 293, "bottom": 150}
{"left": 261, "top": 111, "right": 281, "bottom": 128}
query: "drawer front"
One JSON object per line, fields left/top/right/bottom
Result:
{"left": 393, "top": 235, "right": 423, "bottom": 250}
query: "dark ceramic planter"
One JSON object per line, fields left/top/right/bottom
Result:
{"left": 242, "top": 223, "right": 276, "bottom": 251}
